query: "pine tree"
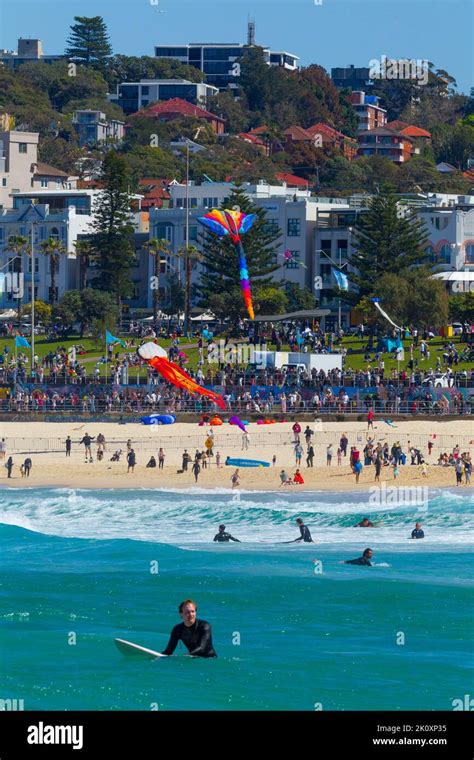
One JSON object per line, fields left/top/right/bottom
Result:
{"left": 65, "top": 16, "right": 112, "bottom": 70}
{"left": 91, "top": 151, "right": 135, "bottom": 309}
{"left": 198, "top": 187, "right": 282, "bottom": 324}
{"left": 347, "top": 189, "right": 429, "bottom": 300}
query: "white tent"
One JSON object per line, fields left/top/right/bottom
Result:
{"left": 0, "top": 309, "right": 17, "bottom": 320}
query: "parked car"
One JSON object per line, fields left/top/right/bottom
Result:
{"left": 451, "top": 323, "right": 463, "bottom": 335}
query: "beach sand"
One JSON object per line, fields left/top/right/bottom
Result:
{"left": 0, "top": 418, "right": 472, "bottom": 491}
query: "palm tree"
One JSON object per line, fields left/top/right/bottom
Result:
{"left": 176, "top": 243, "right": 203, "bottom": 334}
{"left": 73, "top": 239, "right": 96, "bottom": 291}
{"left": 40, "top": 237, "right": 67, "bottom": 305}
{"left": 144, "top": 237, "right": 171, "bottom": 325}
{"left": 7, "top": 235, "right": 30, "bottom": 327}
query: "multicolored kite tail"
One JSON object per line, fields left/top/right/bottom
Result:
{"left": 137, "top": 342, "right": 226, "bottom": 410}
{"left": 197, "top": 208, "right": 257, "bottom": 320}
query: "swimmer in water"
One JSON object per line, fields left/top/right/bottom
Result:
{"left": 161, "top": 599, "right": 217, "bottom": 658}
{"left": 341, "top": 548, "right": 374, "bottom": 566}
{"left": 213, "top": 524, "right": 241, "bottom": 542}
{"left": 354, "top": 517, "right": 375, "bottom": 527}
{"left": 410, "top": 522, "right": 425, "bottom": 539}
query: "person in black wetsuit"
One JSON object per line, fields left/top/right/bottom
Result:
{"left": 343, "top": 548, "right": 373, "bottom": 566}
{"left": 161, "top": 599, "right": 217, "bottom": 658}
{"left": 411, "top": 522, "right": 425, "bottom": 539}
{"left": 290, "top": 518, "right": 314, "bottom": 543}
{"left": 213, "top": 524, "right": 241, "bottom": 542}
{"left": 354, "top": 517, "right": 375, "bottom": 527}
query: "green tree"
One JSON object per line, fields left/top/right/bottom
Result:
{"left": 198, "top": 186, "right": 282, "bottom": 325}
{"left": 347, "top": 189, "right": 429, "bottom": 301}
{"left": 65, "top": 16, "right": 112, "bottom": 71}
{"left": 91, "top": 151, "right": 135, "bottom": 309}
{"left": 22, "top": 300, "right": 52, "bottom": 326}
{"left": 162, "top": 272, "right": 185, "bottom": 317}
{"left": 284, "top": 283, "right": 318, "bottom": 311}
{"left": 40, "top": 237, "right": 67, "bottom": 304}
{"left": 53, "top": 289, "right": 118, "bottom": 336}
{"left": 255, "top": 286, "right": 288, "bottom": 315}
{"left": 449, "top": 293, "right": 474, "bottom": 322}
{"left": 374, "top": 269, "right": 448, "bottom": 328}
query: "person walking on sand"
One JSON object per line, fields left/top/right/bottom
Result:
{"left": 242, "top": 431, "right": 250, "bottom": 450}
{"left": 216, "top": 451, "right": 222, "bottom": 469}
{"left": 158, "top": 448, "right": 165, "bottom": 469}
{"left": 326, "top": 443, "right": 333, "bottom": 466}
{"left": 192, "top": 458, "right": 201, "bottom": 483}
{"left": 231, "top": 469, "right": 240, "bottom": 488}
{"left": 337, "top": 447, "right": 342, "bottom": 466}
{"left": 79, "top": 433, "right": 94, "bottom": 462}
{"left": 65, "top": 436, "right": 72, "bottom": 457}
{"left": 5, "top": 456, "right": 13, "bottom": 478}
{"left": 182, "top": 449, "right": 190, "bottom": 472}
{"left": 23, "top": 457, "right": 32, "bottom": 477}
{"left": 0, "top": 438, "right": 6, "bottom": 461}
{"left": 127, "top": 449, "right": 136, "bottom": 473}
{"left": 367, "top": 408, "right": 374, "bottom": 429}
{"left": 306, "top": 444, "right": 314, "bottom": 468}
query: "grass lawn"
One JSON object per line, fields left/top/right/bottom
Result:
{"left": 0, "top": 333, "right": 472, "bottom": 379}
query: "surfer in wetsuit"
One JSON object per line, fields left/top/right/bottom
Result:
{"left": 213, "top": 524, "right": 241, "bottom": 542}
{"left": 342, "top": 548, "right": 373, "bottom": 566}
{"left": 162, "top": 599, "right": 217, "bottom": 658}
{"left": 411, "top": 522, "right": 425, "bottom": 539}
{"left": 289, "top": 518, "right": 314, "bottom": 543}
{"left": 354, "top": 517, "right": 376, "bottom": 527}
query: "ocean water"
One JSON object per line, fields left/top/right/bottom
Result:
{"left": 0, "top": 487, "right": 473, "bottom": 711}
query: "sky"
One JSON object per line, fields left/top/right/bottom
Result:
{"left": 1, "top": 0, "right": 473, "bottom": 94}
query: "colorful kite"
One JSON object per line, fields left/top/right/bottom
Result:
{"left": 137, "top": 342, "right": 225, "bottom": 410}
{"left": 197, "top": 208, "right": 257, "bottom": 319}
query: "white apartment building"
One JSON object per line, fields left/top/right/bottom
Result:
{"left": 0, "top": 190, "right": 98, "bottom": 308}
{"left": 147, "top": 181, "right": 349, "bottom": 310}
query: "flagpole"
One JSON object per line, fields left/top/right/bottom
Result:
{"left": 105, "top": 333, "right": 107, "bottom": 385}
{"left": 30, "top": 221, "right": 35, "bottom": 380}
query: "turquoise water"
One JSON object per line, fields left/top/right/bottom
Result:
{"left": 1, "top": 487, "right": 473, "bottom": 711}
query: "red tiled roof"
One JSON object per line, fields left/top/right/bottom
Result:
{"left": 400, "top": 125, "right": 431, "bottom": 138}
{"left": 139, "top": 178, "right": 172, "bottom": 187}
{"left": 284, "top": 125, "right": 315, "bottom": 141}
{"left": 237, "top": 132, "right": 266, "bottom": 145}
{"left": 463, "top": 168, "right": 474, "bottom": 181}
{"left": 130, "top": 98, "right": 224, "bottom": 123}
{"left": 386, "top": 119, "right": 410, "bottom": 131}
{"left": 248, "top": 125, "right": 269, "bottom": 135}
{"left": 142, "top": 187, "right": 170, "bottom": 199}
{"left": 275, "top": 172, "right": 309, "bottom": 187}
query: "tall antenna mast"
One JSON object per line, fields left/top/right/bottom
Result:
{"left": 247, "top": 17, "right": 255, "bottom": 46}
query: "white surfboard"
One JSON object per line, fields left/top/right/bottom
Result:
{"left": 114, "top": 637, "right": 166, "bottom": 659}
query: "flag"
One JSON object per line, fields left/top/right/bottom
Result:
{"left": 15, "top": 335, "right": 31, "bottom": 348}
{"left": 105, "top": 330, "right": 126, "bottom": 348}
{"left": 333, "top": 268, "right": 349, "bottom": 291}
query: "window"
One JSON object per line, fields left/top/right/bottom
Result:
{"left": 439, "top": 244, "right": 451, "bottom": 263}
{"left": 1, "top": 178, "right": 6, "bottom": 187}
{"left": 28, "top": 258, "right": 39, "bottom": 273}
{"left": 466, "top": 244, "right": 474, "bottom": 264}
{"left": 141, "top": 86, "right": 149, "bottom": 95}
{"left": 154, "top": 224, "right": 173, "bottom": 243}
{"left": 430, "top": 216, "right": 449, "bottom": 231}
{"left": 263, "top": 220, "right": 280, "bottom": 237}
{"left": 189, "top": 226, "right": 198, "bottom": 241}
{"left": 284, "top": 250, "right": 300, "bottom": 269}
{"left": 28, "top": 286, "right": 39, "bottom": 300}
{"left": 19, "top": 143, "right": 27, "bottom": 153}
{"left": 50, "top": 227, "right": 60, "bottom": 240}
{"left": 41, "top": 179, "right": 48, "bottom": 188}
{"left": 287, "top": 218, "right": 301, "bottom": 236}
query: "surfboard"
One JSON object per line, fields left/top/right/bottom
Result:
{"left": 114, "top": 638, "right": 166, "bottom": 659}
{"left": 225, "top": 457, "right": 270, "bottom": 467}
